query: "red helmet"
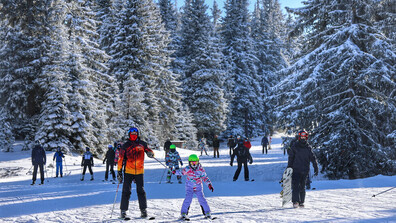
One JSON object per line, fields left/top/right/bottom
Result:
{"left": 298, "top": 131, "right": 308, "bottom": 140}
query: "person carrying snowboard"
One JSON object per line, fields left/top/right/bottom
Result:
{"left": 103, "top": 144, "right": 116, "bottom": 181}
{"left": 287, "top": 130, "right": 318, "bottom": 208}
{"left": 53, "top": 147, "right": 65, "bottom": 178}
{"left": 165, "top": 144, "right": 183, "bottom": 184}
{"left": 81, "top": 147, "right": 94, "bottom": 181}
{"left": 31, "top": 142, "right": 46, "bottom": 185}
{"left": 117, "top": 127, "right": 155, "bottom": 220}
{"left": 177, "top": 154, "right": 214, "bottom": 220}
{"left": 230, "top": 138, "right": 253, "bottom": 181}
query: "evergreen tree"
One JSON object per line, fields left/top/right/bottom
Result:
{"left": 274, "top": 0, "right": 396, "bottom": 179}
{"left": 0, "top": 109, "right": 15, "bottom": 152}
{"left": 179, "top": 0, "right": 227, "bottom": 137}
{"left": 221, "top": 0, "right": 263, "bottom": 137}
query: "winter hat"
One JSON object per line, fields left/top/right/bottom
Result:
{"left": 108, "top": 145, "right": 113, "bottom": 149}
{"left": 188, "top": 154, "right": 199, "bottom": 169}
{"left": 86, "top": 147, "right": 90, "bottom": 151}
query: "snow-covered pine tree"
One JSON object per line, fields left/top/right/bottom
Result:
{"left": 174, "top": 104, "right": 198, "bottom": 150}
{"left": 34, "top": 0, "right": 74, "bottom": 152}
{"left": 0, "top": 109, "right": 15, "bottom": 152}
{"left": 64, "top": 0, "right": 114, "bottom": 154}
{"left": 274, "top": 0, "right": 396, "bottom": 179}
{"left": 179, "top": 0, "right": 227, "bottom": 137}
{"left": 373, "top": 0, "right": 395, "bottom": 41}
{"left": 221, "top": 0, "right": 263, "bottom": 137}
{"left": 0, "top": 0, "right": 49, "bottom": 147}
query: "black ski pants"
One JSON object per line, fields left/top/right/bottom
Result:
{"left": 291, "top": 171, "right": 308, "bottom": 204}
{"left": 262, "top": 145, "right": 268, "bottom": 154}
{"left": 233, "top": 160, "right": 249, "bottom": 181}
{"left": 105, "top": 162, "right": 115, "bottom": 180}
{"left": 120, "top": 173, "right": 147, "bottom": 211}
{"left": 82, "top": 163, "right": 93, "bottom": 175}
{"left": 32, "top": 163, "right": 44, "bottom": 183}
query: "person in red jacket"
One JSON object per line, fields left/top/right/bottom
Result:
{"left": 117, "top": 127, "right": 154, "bottom": 219}
{"left": 243, "top": 138, "right": 251, "bottom": 149}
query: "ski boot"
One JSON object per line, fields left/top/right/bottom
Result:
{"left": 31, "top": 181, "right": 35, "bottom": 185}
{"left": 81, "top": 175, "right": 84, "bottom": 181}
{"left": 177, "top": 176, "right": 182, "bottom": 184}
{"left": 293, "top": 202, "right": 299, "bottom": 208}
{"left": 120, "top": 210, "right": 129, "bottom": 220}
{"left": 90, "top": 175, "right": 94, "bottom": 181}
{"left": 180, "top": 213, "right": 190, "bottom": 221}
{"left": 299, "top": 203, "right": 305, "bottom": 208}
{"left": 141, "top": 209, "right": 148, "bottom": 218}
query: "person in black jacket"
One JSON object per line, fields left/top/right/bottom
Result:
{"left": 103, "top": 144, "right": 116, "bottom": 181}
{"left": 227, "top": 135, "right": 236, "bottom": 156}
{"left": 287, "top": 131, "right": 318, "bottom": 208}
{"left": 81, "top": 147, "right": 94, "bottom": 181}
{"left": 212, "top": 135, "right": 220, "bottom": 158}
{"left": 164, "top": 139, "right": 172, "bottom": 158}
{"left": 230, "top": 138, "right": 253, "bottom": 181}
{"left": 31, "top": 143, "right": 46, "bottom": 185}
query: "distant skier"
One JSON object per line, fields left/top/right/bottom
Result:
{"left": 81, "top": 147, "right": 94, "bottom": 181}
{"left": 212, "top": 135, "right": 220, "bottom": 158}
{"left": 261, "top": 135, "right": 269, "bottom": 154}
{"left": 177, "top": 154, "right": 214, "bottom": 220}
{"left": 103, "top": 144, "right": 116, "bottom": 181}
{"left": 227, "top": 135, "right": 236, "bottom": 156}
{"left": 230, "top": 138, "right": 253, "bottom": 181}
{"left": 31, "top": 142, "right": 46, "bottom": 185}
{"left": 287, "top": 130, "right": 318, "bottom": 208}
{"left": 163, "top": 138, "right": 172, "bottom": 158}
{"left": 165, "top": 144, "right": 183, "bottom": 184}
{"left": 117, "top": 127, "right": 155, "bottom": 219}
{"left": 53, "top": 147, "right": 65, "bottom": 177}
{"left": 198, "top": 137, "right": 208, "bottom": 156}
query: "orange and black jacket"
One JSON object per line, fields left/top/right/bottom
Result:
{"left": 118, "top": 138, "right": 153, "bottom": 175}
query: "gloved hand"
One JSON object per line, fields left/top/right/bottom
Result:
{"left": 81, "top": 163, "right": 83, "bottom": 167}
{"left": 172, "top": 170, "right": 176, "bottom": 174}
{"left": 103, "top": 160, "right": 105, "bottom": 164}
{"left": 230, "top": 162, "right": 233, "bottom": 166}
{"left": 147, "top": 151, "right": 154, "bottom": 158}
{"left": 249, "top": 160, "right": 253, "bottom": 164}
{"left": 117, "top": 171, "right": 123, "bottom": 183}
{"left": 208, "top": 184, "right": 214, "bottom": 192}
{"left": 180, "top": 161, "right": 183, "bottom": 166}
{"left": 314, "top": 169, "right": 319, "bottom": 176}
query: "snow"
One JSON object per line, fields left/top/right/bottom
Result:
{"left": 1, "top": 133, "right": 395, "bottom": 222}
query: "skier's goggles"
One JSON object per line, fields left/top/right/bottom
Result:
{"left": 190, "top": 161, "right": 198, "bottom": 165}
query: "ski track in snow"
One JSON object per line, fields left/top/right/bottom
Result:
{"left": 0, "top": 133, "right": 395, "bottom": 222}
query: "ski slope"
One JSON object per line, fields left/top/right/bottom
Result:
{"left": 0, "top": 133, "right": 395, "bottom": 222}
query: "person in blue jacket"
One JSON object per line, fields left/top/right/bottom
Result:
{"left": 53, "top": 147, "right": 65, "bottom": 177}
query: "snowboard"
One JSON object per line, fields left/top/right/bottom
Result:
{"left": 280, "top": 167, "right": 293, "bottom": 207}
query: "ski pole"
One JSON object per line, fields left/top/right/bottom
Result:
{"left": 110, "top": 183, "right": 120, "bottom": 219}
{"left": 51, "top": 160, "right": 54, "bottom": 178}
{"left": 63, "top": 157, "right": 70, "bottom": 176}
{"left": 152, "top": 157, "right": 167, "bottom": 168}
{"left": 372, "top": 187, "right": 396, "bottom": 197}
{"left": 44, "top": 164, "right": 49, "bottom": 182}
{"left": 26, "top": 166, "right": 33, "bottom": 175}
{"left": 159, "top": 166, "right": 168, "bottom": 184}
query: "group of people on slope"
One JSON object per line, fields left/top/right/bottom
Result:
{"left": 30, "top": 145, "right": 66, "bottom": 185}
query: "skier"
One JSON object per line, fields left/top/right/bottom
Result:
{"left": 177, "top": 154, "right": 214, "bottom": 220}
{"left": 163, "top": 138, "right": 172, "bottom": 158}
{"left": 261, "top": 135, "right": 269, "bottom": 154}
{"left": 287, "top": 130, "right": 318, "bottom": 208}
{"left": 117, "top": 127, "right": 155, "bottom": 220}
{"left": 81, "top": 147, "right": 94, "bottom": 181}
{"left": 103, "top": 144, "right": 116, "bottom": 181}
{"left": 212, "top": 135, "right": 220, "bottom": 158}
{"left": 165, "top": 144, "right": 183, "bottom": 184}
{"left": 31, "top": 142, "right": 46, "bottom": 185}
{"left": 114, "top": 142, "right": 121, "bottom": 165}
{"left": 227, "top": 135, "right": 236, "bottom": 156}
{"left": 53, "top": 147, "right": 65, "bottom": 177}
{"left": 230, "top": 138, "right": 253, "bottom": 181}
{"left": 198, "top": 137, "right": 208, "bottom": 156}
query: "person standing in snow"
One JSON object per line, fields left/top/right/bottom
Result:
{"left": 227, "top": 135, "right": 236, "bottom": 156}
{"left": 81, "top": 147, "right": 94, "bottom": 181}
{"left": 198, "top": 137, "right": 208, "bottom": 156}
{"left": 177, "top": 154, "right": 214, "bottom": 220}
{"left": 117, "top": 127, "right": 155, "bottom": 219}
{"left": 212, "top": 135, "right": 220, "bottom": 158}
{"left": 287, "top": 130, "right": 319, "bottom": 208}
{"left": 165, "top": 144, "right": 183, "bottom": 184}
{"left": 103, "top": 144, "right": 116, "bottom": 181}
{"left": 53, "top": 147, "right": 64, "bottom": 177}
{"left": 163, "top": 138, "right": 172, "bottom": 158}
{"left": 261, "top": 135, "right": 269, "bottom": 154}
{"left": 230, "top": 137, "right": 253, "bottom": 181}
{"left": 31, "top": 142, "right": 46, "bottom": 185}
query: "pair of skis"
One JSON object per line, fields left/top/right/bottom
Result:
{"left": 179, "top": 216, "right": 218, "bottom": 221}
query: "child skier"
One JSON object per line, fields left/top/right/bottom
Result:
{"left": 198, "top": 137, "right": 208, "bottom": 156}
{"left": 177, "top": 154, "right": 214, "bottom": 220}
{"left": 165, "top": 144, "right": 183, "bottom": 184}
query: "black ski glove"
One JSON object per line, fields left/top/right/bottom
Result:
{"left": 230, "top": 162, "right": 233, "bottom": 166}
{"left": 117, "top": 171, "right": 123, "bottom": 183}
{"left": 208, "top": 184, "right": 214, "bottom": 192}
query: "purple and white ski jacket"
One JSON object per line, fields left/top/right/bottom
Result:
{"left": 180, "top": 164, "right": 211, "bottom": 189}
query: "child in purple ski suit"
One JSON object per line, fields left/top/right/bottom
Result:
{"left": 177, "top": 154, "right": 214, "bottom": 219}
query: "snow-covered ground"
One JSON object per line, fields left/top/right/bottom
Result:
{"left": 0, "top": 133, "right": 395, "bottom": 222}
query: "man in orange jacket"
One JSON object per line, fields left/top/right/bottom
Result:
{"left": 117, "top": 127, "right": 154, "bottom": 219}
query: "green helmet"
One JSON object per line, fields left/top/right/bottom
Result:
{"left": 170, "top": 144, "right": 176, "bottom": 150}
{"left": 188, "top": 154, "right": 199, "bottom": 162}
